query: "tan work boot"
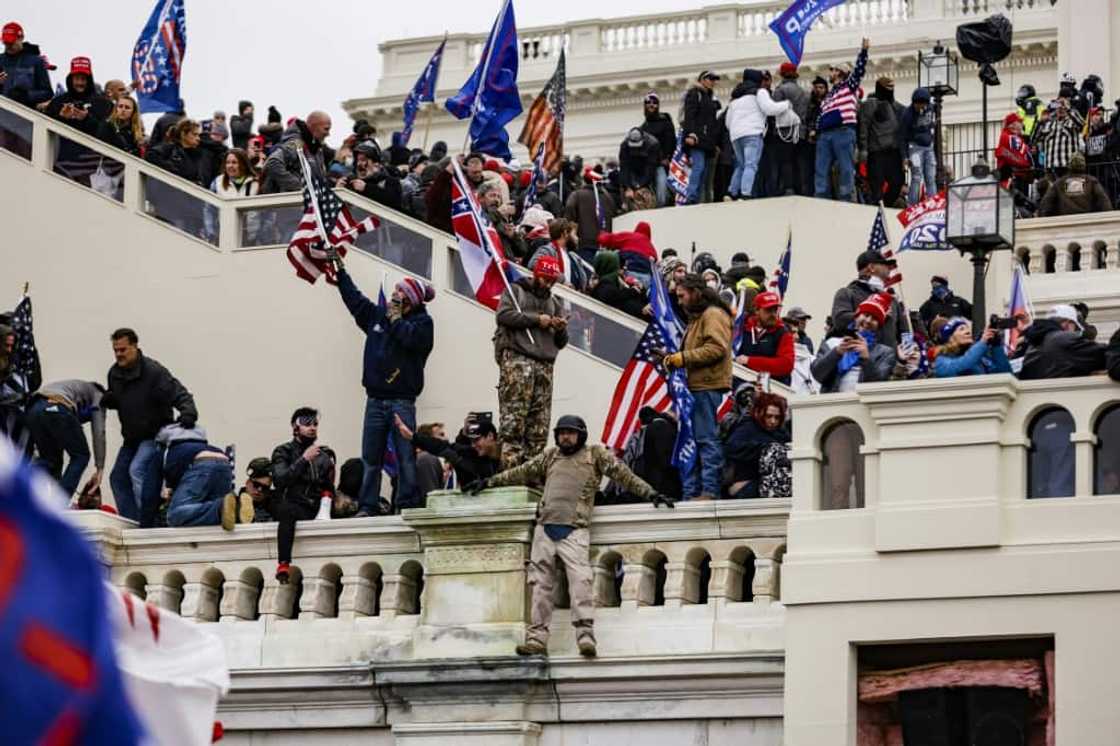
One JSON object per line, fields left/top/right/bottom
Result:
{"left": 578, "top": 638, "right": 597, "bottom": 658}
{"left": 220, "top": 492, "right": 237, "bottom": 531}
{"left": 693, "top": 494, "right": 715, "bottom": 501}
{"left": 238, "top": 491, "right": 255, "bottom": 524}
{"left": 516, "top": 639, "right": 547, "bottom": 656}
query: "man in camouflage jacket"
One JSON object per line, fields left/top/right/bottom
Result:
{"left": 468, "top": 415, "right": 674, "bottom": 658}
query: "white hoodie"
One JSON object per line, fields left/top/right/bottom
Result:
{"left": 726, "top": 89, "right": 791, "bottom": 141}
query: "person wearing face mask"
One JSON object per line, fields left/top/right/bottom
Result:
{"left": 858, "top": 76, "right": 906, "bottom": 206}
{"left": 271, "top": 408, "right": 337, "bottom": 584}
{"left": 829, "top": 249, "right": 909, "bottom": 348}
{"left": 919, "top": 275, "right": 972, "bottom": 329}
{"left": 811, "top": 293, "right": 896, "bottom": 393}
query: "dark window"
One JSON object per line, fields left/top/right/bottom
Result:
{"left": 1027, "top": 408, "right": 1075, "bottom": 498}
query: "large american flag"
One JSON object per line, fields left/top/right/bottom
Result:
{"left": 517, "top": 49, "right": 565, "bottom": 175}
{"left": 287, "top": 152, "right": 377, "bottom": 285}
{"left": 10, "top": 295, "right": 40, "bottom": 394}
{"left": 868, "top": 204, "right": 902, "bottom": 288}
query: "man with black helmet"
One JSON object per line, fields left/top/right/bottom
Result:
{"left": 466, "top": 414, "right": 674, "bottom": 658}
{"left": 1015, "top": 84, "right": 1043, "bottom": 138}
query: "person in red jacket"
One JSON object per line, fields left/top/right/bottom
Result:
{"left": 995, "top": 112, "right": 1033, "bottom": 196}
{"left": 598, "top": 221, "right": 658, "bottom": 288}
{"left": 734, "top": 291, "right": 794, "bottom": 385}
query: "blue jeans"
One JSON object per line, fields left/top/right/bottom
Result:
{"left": 682, "top": 390, "right": 726, "bottom": 499}
{"left": 729, "top": 135, "right": 764, "bottom": 198}
{"left": 907, "top": 144, "right": 937, "bottom": 204}
{"left": 359, "top": 397, "right": 419, "bottom": 513}
{"left": 685, "top": 148, "right": 708, "bottom": 204}
{"left": 109, "top": 439, "right": 162, "bottom": 525}
{"left": 25, "top": 398, "right": 90, "bottom": 498}
{"left": 814, "top": 127, "right": 856, "bottom": 201}
{"left": 167, "top": 459, "right": 233, "bottom": 527}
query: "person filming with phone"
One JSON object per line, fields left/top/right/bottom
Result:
{"left": 811, "top": 293, "right": 897, "bottom": 393}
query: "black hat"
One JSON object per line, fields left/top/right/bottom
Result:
{"left": 857, "top": 249, "right": 897, "bottom": 269}
{"left": 465, "top": 420, "right": 497, "bottom": 439}
{"left": 247, "top": 457, "right": 272, "bottom": 479}
{"left": 698, "top": 70, "right": 721, "bottom": 82}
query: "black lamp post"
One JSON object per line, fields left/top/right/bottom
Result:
{"left": 918, "top": 42, "right": 959, "bottom": 190}
{"left": 945, "top": 160, "right": 1015, "bottom": 330}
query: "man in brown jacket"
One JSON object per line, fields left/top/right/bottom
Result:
{"left": 663, "top": 274, "right": 733, "bottom": 500}
{"left": 494, "top": 256, "right": 569, "bottom": 469}
{"left": 1038, "top": 152, "right": 1113, "bottom": 217}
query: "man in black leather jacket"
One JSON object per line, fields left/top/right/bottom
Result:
{"left": 272, "top": 407, "right": 336, "bottom": 584}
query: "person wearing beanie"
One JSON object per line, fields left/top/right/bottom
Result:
{"left": 333, "top": 257, "right": 435, "bottom": 516}
{"left": 772, "top": 62, "right": 813, "bottom": 196}
{"left": 1, "top": 21, "right": 54, "bottom": 108}
{"left": 858, "top": 76, "right": 905, "bottom": 206}
{"left": 618, "top": 127, "right": 661, "bottom": 211}
{"left": 995, "top": 111, "right": 1033, "bottom": 196}
{"left": 919, "top": 275, "right": 972, "bottom": 330}
{"left": 493, "top": 253, "right": 569, "bottom": 469}
{"left": 230, "top": 100, "right": 254, "bottom": 149}
{"left": 932, "top": 317, "right": 1012, "bottom": 378}
{"left": 1038, "top": 151, "right": 1113, "bottom": 216}
{"left": 811, "top": 292, "right": 896, "bottom": 393}
{"left": 590, "top": 249, "right": 647, "bottom": 319}
{"left": 638, "top": 91, "right": 677, "bottom": 206}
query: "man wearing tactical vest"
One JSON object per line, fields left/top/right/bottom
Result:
{"left": 466, "top": 414, "right": 675, "bottom": 658}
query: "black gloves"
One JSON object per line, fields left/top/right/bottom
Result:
{"left": 178, "top": 413, "right": 197, "bottom": 429}
{"left": 651, "top": 493, "right": 676, "bottom": 509}
{"left": 464, "top": 478, "right": 489, "bottom": 495}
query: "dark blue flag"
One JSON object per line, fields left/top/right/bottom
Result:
{"left": 130, "top": 0, "right": 187, "bottom": 114}
{"left": 769, "top": 0, "right": 846, "bottom": 65}
{"left": 445, "top": 0, "right": 522, "bottom": 160}
{"left": 0, "top": 443, "right": 145, "bottom": 744}
{"left": 649, "top": 272, "right": 696, "bottom": 473}
{"left": 770, "top": 231, "right": 792, "bottom": 301}
{"left": 401, "top": 38, "right": 446, "bottom": 146}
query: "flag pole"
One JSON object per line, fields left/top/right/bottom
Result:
{"left": 422, "top": 102, "right": 434, "bottom": 152}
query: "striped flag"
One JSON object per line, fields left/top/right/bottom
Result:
{"left": 769, "top": 231, "right": 792, "bottom": 300}
{"left": 517, "top": 48, "right": 565, "bottom": 175}
{"left": 450, "top": 158, "right": 510, "bottom": 310}
{"left": 868, "top": 204, "right": 902, "bottom": 288}
{"left": 521, "top": 143, "right": 546, "bottom": 211}
{"left": 287, "top": 151, "right": 378, "bottom": 285}
{"left": 667, "top": 131, "right": 691, "bottom": 205}
{"left": 1005, "top": 263, "right": 1034, "bottom": 357}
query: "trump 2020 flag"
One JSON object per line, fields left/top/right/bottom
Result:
{"left": 650, "top": 271, "right": 696, "bottom": 472}
{"left": 897, "top": 190, "right": 950, "bottom": 252}
{"left": 450, "top": 158, "right": 509, "bottom": 309}
{"left": 769, "top": 0, "right": 847, "bottom": 65}
{"left": 131, "top": 0, "right": 187, "bottom": 114}
{"left": 445, "top": 0, "right": 522, "bottom": 159}
{"left": 401, "top": 37, "right": 446, "bottom": 146}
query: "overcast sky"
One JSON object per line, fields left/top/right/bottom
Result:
{"left": 6, "top": 0, "right": 711, "bottom": 144}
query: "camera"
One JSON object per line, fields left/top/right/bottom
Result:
{"left": 989, "top": 314, "right": 1018, "bottom": 330}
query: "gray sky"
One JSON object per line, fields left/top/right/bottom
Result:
{"left": 6, "top": 0, "right": 711, "bottom": 145}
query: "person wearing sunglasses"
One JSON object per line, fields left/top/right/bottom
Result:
{"left": 271, "top": 407, "right": 336, "bottom": 583}
{"left": 235, "top": 456, "right": 276, "bottom": 524}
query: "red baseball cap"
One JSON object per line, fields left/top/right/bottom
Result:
{"left": 69, "top": 56, "right": 93, "bottom": 77}
{"left": 534, "top": 255, "right": 562, "bottom": 280}
{"left": 753, "top": 291, "right": 782, "bottom": 310}
{"left": 2, "top": 22, "right": 24, "bottom": 44}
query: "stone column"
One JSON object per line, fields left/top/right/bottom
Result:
{"left": 707, "top": 559, "right": 739, "bottom": 607}
{"left": 751, "top": 558, "right": 776, "bottom": 606}
{"left": 219, "top": 578, "right": 262, "bottom": 622}
{"left": 299, "top": 573, "right": 340, "bottom": 620}
{"left": 180, "top": 581, "right": 221, "bottom": 622}
{"left": 338, "top": 574, "right": 379, "bottom": 620}
{"left": 620, "top": 562, "right": 655, "bottom": 609}
{"left": 378, "top": 572, "right": 419, "bottom": 620}
{"left": 403, "top": 488, "right": 537, "bottom": 658}
{"left": 144, "top": 583, "right": 183, "bottom": 613}
{"left": 259, "top": 578, "right": 300, "bottom": 622}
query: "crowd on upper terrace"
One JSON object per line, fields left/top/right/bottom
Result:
{"left": 3, "top": 24, "right": 1120, "bottom": 582}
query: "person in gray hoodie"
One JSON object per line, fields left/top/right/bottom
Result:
{"left": 25, "top": 380, "right": 107, "bottom": 499}
{"left": 772, "top": 62, "right": 811, "bottom": 195}
{"left": 858, "top": 77, "right": 906, "bottom": 206}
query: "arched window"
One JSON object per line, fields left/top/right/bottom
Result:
{"left": 1094, "top": 405, "right": 1120, "bottom": 495}
{"left": 1028, "top": 408, "right": 1075, "bottom": 499}
{"left": 821, "top": 420, "right": 865, "bottom": 509}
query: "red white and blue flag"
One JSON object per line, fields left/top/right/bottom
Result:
{"left": 450, "top": 158, "right": 510, "bottom": 310}
{"left": 1005, "top": 263, "right": 1033, "bottom": 357}
{"left": 287, "top": 151, "right": 378, "bottom": 285}
{"left": 667, "top": 131, "right": 691, "bottom": 205}
{"left": 769, "top": 231, "right": 793, "bottom": 300}
{"left": 868, "top": 204, "right": 903, "bottom": 289}
{"left": 130, "top": 0, "right": 187, "bottom": 114}
{"left": 897, "top": 191, "right": 950, "bottom": 252}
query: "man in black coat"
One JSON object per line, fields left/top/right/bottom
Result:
{"left": 1018, "top": 305, "right": 1106, "bottom": 380}
{"left": 103, "top": 328, "right": 197, "bottom": 527}
{"left": 0, "top": 22, "right": 53, "bottom": 107}
{"left": 681, "top": 71, "right": 721, "bottom": 204}
{"left": 829, "top": 250, "right": 910, "bottom": 348}
{"left": 230, "top": 100, "right": 254, "bottom": 149}
{"left": 918, "top": 275, "right": 973, "bottom": 329}
{"left": 395, "top": 415, "right": 501, "bottom": 487}
{"left": 1106, "top": 327, "right": 1120, "bottom": 382}
{"left": 271, "top": 407, "right": 336, "bottom": 584}
{"left": 618, "top": 127, "right": 660, "bottom": 205}
{"left": 639, "top": 92, "right": 676, "bottom": 206}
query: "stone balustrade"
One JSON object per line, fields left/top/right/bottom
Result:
{"left": 1015, "top": 212, "right": 1120, "bottom": 275}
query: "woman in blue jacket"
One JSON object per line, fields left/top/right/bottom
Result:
{"left": 932, "top": 317, "right": 1012, "bottom": 377}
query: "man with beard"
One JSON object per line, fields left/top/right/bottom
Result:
{"left": 493, "top": 256, "right": 569, "bottom": 469}
{"left": 638, "top": 92, "right": 677, "bottom": 206}
{"left": 466, "top": 415, "right": 674, "bottom": 658}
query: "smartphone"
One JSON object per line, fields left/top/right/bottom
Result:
{"left": 842, "top": 329, "right": 860, "bottom": 339}
{"left": 901, "top": 332, "right": 914, "bottom": 347}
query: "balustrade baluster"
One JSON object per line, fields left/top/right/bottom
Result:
{"left": 219, "top": 578, "right": 262, "bottom": 622}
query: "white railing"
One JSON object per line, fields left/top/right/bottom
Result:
{"left": 1014, "top": 212, "right": 1120, "bottom": 275}
{"left": 600, "top": 12, "right": 709, "bottom": 51}
{"left": 944, "top": 0, "right": 1057, "bottom": 17}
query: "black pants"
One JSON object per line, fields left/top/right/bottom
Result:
{"left": 795, "top": 141, "right": 816, "bottom": 196}
{"left": 275, "top": 499, "right": 319, "bottom": 564}
{"left": 867, "top": 150, "right": 904, "bottom": 206}
{"left": 771, "top": 138, "right": 798, "bottom": 196}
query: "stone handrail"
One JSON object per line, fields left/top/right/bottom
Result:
{"left": 72, "top": 489, "right": 789, "bottom": 661}
{"left": 1014, "top": 212, "right": 1120, "bottom": 275}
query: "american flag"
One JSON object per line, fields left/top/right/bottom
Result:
{"left": 667, "top": 131, "right": 691, "bottom": 205}
{"left": 868, "top": 204, "right": 902, "bottom": 288}
{"left": 287, "top": 152, "right": 378, "bottom": 285}
{"left": 130, "top": 0, "right": 187, "bottom": 113}
{"left": 517, "top": 48, "right": 565, "bottom": 175}
{"left": 521, "top": 143, "right": 546, "bottom": 212}
{"left": 602, "top": 273, "right": 695, "bottom": 474}
{"left": 769, "top": 231, "right": 792, "bottom": 300}
{"left": 10, "top": 295, "right": 40, "bottom": 394}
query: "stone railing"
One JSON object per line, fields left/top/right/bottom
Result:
{"left": 73, "top": 489, "right": 789, "bottom": 665}
{"left": 738, "top": 0, "right": 910, "bottom": 38}
{"left": 942, "top": 0, "right": 1057, "bottom": 17}
{"left": 1015, "top": 212, "right": 1120, "bottom": 275}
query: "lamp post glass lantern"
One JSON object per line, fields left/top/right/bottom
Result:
{"left": 918, "top": 43, "right": 959, "bottom": 191}
{"left": 946, "top": 161, "right": 1015, "bottom": 329}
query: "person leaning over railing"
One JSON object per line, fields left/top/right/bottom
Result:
{"left": 721, "top": 390, "right": 791, "bottom": 499}
{"left": 1016, "top": 305, "right": 1107, "bottom": 381}
{"left": 930, "top": 317, "right": 1012, "bottom": 378}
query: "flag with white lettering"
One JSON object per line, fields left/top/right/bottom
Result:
{"left": 769, "top": 0, "right": 847, "bottom": 66}
{"left": 130, "top": 0, "right": 187, "bottom": 113}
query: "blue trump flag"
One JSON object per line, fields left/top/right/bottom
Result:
{"left": 130, "top": 0, "right": 187, "bottom": 114}
{"left": 649, "top": 272, "right": 696, "bottom": 473}
{"left": 769, "top": 0, "right": 846, "bottom": 65}
{"left": 445, "top": 0, "right": 522, "bottom": 160}
{"left": 0, "top": 443, "right": 145, "bottom": 744}
{"left": 401, "top": 37, "right": 446, "bottom": 146}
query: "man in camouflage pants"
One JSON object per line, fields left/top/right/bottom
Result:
{"left": 468, "top": 415, "right": 675, "bottom": 658}
{"left": 494, "top": 255, "right": 568, "bottom": 469}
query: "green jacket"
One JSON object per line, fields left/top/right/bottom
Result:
{"left": 488, "top": 444, "right": 656, "bottom": 527}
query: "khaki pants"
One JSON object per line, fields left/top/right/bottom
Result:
{"left": 527, "top": 524, "right": 594, "bottom": 646}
